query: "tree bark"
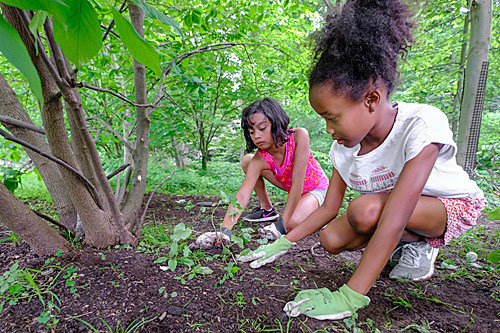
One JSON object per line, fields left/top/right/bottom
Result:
{"left": 456, "top": 0, "right": 492, "bottom": 177}
{"left": 122, "top": 2, "right": 151, "bottom": 227}
{"left": 1, "top": 5, "right": 120, "bottom": 247}
{"left": 0, "top": 73, "right": 78, "bottom": 231}
{"left": 451, "top": 0, "right": 471, "bottom": 138}
{"left": 0, "top": 182, "right": 71, "bottom": 256}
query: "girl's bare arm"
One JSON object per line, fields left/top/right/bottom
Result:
{"left": 285, "top": 167, "right": 347, "bottom": 242}
{"left": 221, "top": 155, "right": 267, "bottom": 229}
{"left": 347, "top": 143, "right": 441, "bottom": 294}
{"left": 281, "top": 128, "right": 309, "bottom": 222}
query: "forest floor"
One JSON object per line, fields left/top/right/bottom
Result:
{"left": 1, "top": 193, "right": 499, "bottom": 332}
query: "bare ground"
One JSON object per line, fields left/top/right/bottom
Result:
{"left": 1, "top": 193, "right": 499, "bottom": 332}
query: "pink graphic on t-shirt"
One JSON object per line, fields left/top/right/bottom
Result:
{"left": 369, "top": 165, "right": 396, "bottom": 192}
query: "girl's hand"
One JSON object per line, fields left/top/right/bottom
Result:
{"left": 236, "top": 235, "right": 295, "bottom": 268}
{"left": 283, "top": 284, "right": 370, "bottom": 320}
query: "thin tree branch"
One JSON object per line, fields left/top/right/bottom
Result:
{"left": 107, "top": 163, "right": 131, "bottom": 180}
{"left": 164, "top": 42, "right": 297, "bottom": 76}
{"left": 0, "top": 128, "right": 103, "bottom": 210}
{"left": 0, "top": 116, "right": 46, "bottom": 134}
{"left": 164, "top": 92, "right": 192, "bottom": 117}
{"left": 136, "top": 166, "right": 177, "bottom": 236}
{"left": 87, "top": 116, "right": 133, "bottom": 152}
{"left": 101, "top": 24, "right": 120, "bottom": 39}
{"left": 15, "top": 9, "right": 64, "bottom": 88}
{"left": 33, "top": 210, "right": 71, "bottom": 233}
{"left": 102, "top": 0, "right": 127, "bottom": 41}
{"left": 323, "top": 0, "right": 335, "bottom": 12}
{"left": 44, "top": 18, "right": 71, "bottom": 81}
{"left": 76, "top": 82, "right": 155, "bottom": 108}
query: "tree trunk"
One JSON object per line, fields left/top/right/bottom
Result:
{"left": 122, "top": 2, "right": 151, "bottom": 227}
{"left": 0, "top": 182, "right": 71, "bottom": 255}
{"left": 0, "top": 74, "right": 78, "bottom": 231}
{"left": 456, "top": 0, "right": 492, "bottom": 177}
{"left": 1, "top": 5, "right": 120, "bottom": 247}
{"left": 451, "top": 0, "right": 471, "bottom": 138}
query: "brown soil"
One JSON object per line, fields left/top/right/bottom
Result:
{"left": 1, "top": 193, "right": 499, "bottom": 332}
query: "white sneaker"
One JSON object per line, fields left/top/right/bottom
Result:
{"left": 389, "top": 241, "right": 439, "bottom": 281}
{"left": 258, "top": 223, "right": 283, "bottom": 240}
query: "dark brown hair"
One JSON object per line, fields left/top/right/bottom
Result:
{"left": 309, "top": 0, "right": 414, "bottom": 100}
{"left": 241, "top": 98, "right": 292, "bottom": 153}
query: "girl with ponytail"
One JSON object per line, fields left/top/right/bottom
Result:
{"left": 238, "top": 0, "right": 484, "bottom": 320}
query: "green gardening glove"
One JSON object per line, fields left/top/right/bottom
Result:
{"left": 283, "top": 284, "right": 370, "bottom": 320}
{"left": 236, "top": 235, "right": 295, "bottom": 268}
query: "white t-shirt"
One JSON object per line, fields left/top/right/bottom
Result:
{"left": 329, "top": 102, "right": 484, "bottom": 199}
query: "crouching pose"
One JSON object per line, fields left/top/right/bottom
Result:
{"left": 190, "top": 97, "right": 329, "bottom": 250}
{"left": 238, "top": 0, "right": 485, "bottom": 321}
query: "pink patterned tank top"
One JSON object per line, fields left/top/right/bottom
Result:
{"left": 257, "top": 129, "right": 329, "bottom": 194}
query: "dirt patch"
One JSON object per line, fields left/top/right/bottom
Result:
{"left": 1, "top": 193, "right": 499, "bottom": 332}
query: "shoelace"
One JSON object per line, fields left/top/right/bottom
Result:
{"left": 398, "top": 244, "right": 421, "bottom": 268}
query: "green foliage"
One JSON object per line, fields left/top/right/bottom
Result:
{"left": 52, "top": 0, "right": 102, "bottom": 66}
{"left": 111, "top": 8, "right": 161, "bottom": 77}
{"left": 0, "top": 13, "right": 43, "bottom": 103}
{"left": 146, "top": 161, "right": 244, "bottom": 196}
{"left": 0, "top": 251, "right": 83, "bottom": 330}
{"left": 130, "top": 0, "right": 183, "bottom": 39}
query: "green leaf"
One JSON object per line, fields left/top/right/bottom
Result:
{"left": 28, "top": 10, "right": 48, "bottom": 55}
{"left": 487, "top": 206, "right": 500, "bottom": 221}
{"left": 183, "top": 13, "right": 192, "bottom": 28}
{"left": 0, "top": 15, "right": 43, "bottom": 104}
{"left": 231, "top": 235, "right": 244, "bottom": 249}
{"left": 486, "top": 250, "right": 500, "bottom": 264}
{"left": 37, "top": 312, "right": 51, "bottom": 324}
{"left": 168, "top": 241, "right": 178, "bottom": 257}
{"left": 172, "top": 223, "right": 192, "bottom": 241}
{"left": 129, "top": 0, "right": 184, "bottom": 39}
{"left": 112, "top": 8, "right": 161, "bottom": 78}
{"left": 195, "top": 266, "right": 213, "bottom": 275}
{"left": 153, "top": 256, "right": 167, "bottom": 264}
{"left": 52, "top": 0, "right": 102, "bottom": 66}
{"left": 168, "top": 259, "right": 177, "bottom": 271}
{"left": 0, "top": 0, "right": 67, "bottom": 11}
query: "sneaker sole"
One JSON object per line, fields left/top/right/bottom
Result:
{"left": 242, "top": 215, "right": 280, "bottom": 222}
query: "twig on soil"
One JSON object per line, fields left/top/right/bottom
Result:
{"left": 296, "top": 242, "right": 325, "bottom": 257}
{"left": 64, "top": 311, "right": 95, "bottom": 320}
{"left": 269, "top": 296, "right": 287, "bottom": 303}
{"left": 310, "top": 242, "right": 325, "bottom": 257}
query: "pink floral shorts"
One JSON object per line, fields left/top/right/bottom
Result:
{"left": 425, "top": 196, "right": 485, "bottom": 248}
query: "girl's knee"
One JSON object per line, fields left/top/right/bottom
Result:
{"left": 346, "top": 195, "right": 383, "bottom": 234}
{"left": 240, "top": 154, "right": 254, "bottom": 173}
{"left": 319, "top": 230, "right": 343, "bottom": 254}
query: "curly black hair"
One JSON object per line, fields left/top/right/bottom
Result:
{"left": 309, "top": 0, "right": 414, "bottom": 101}
{"left": 241, "top": 98, "right": 292, "bottom": 153}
